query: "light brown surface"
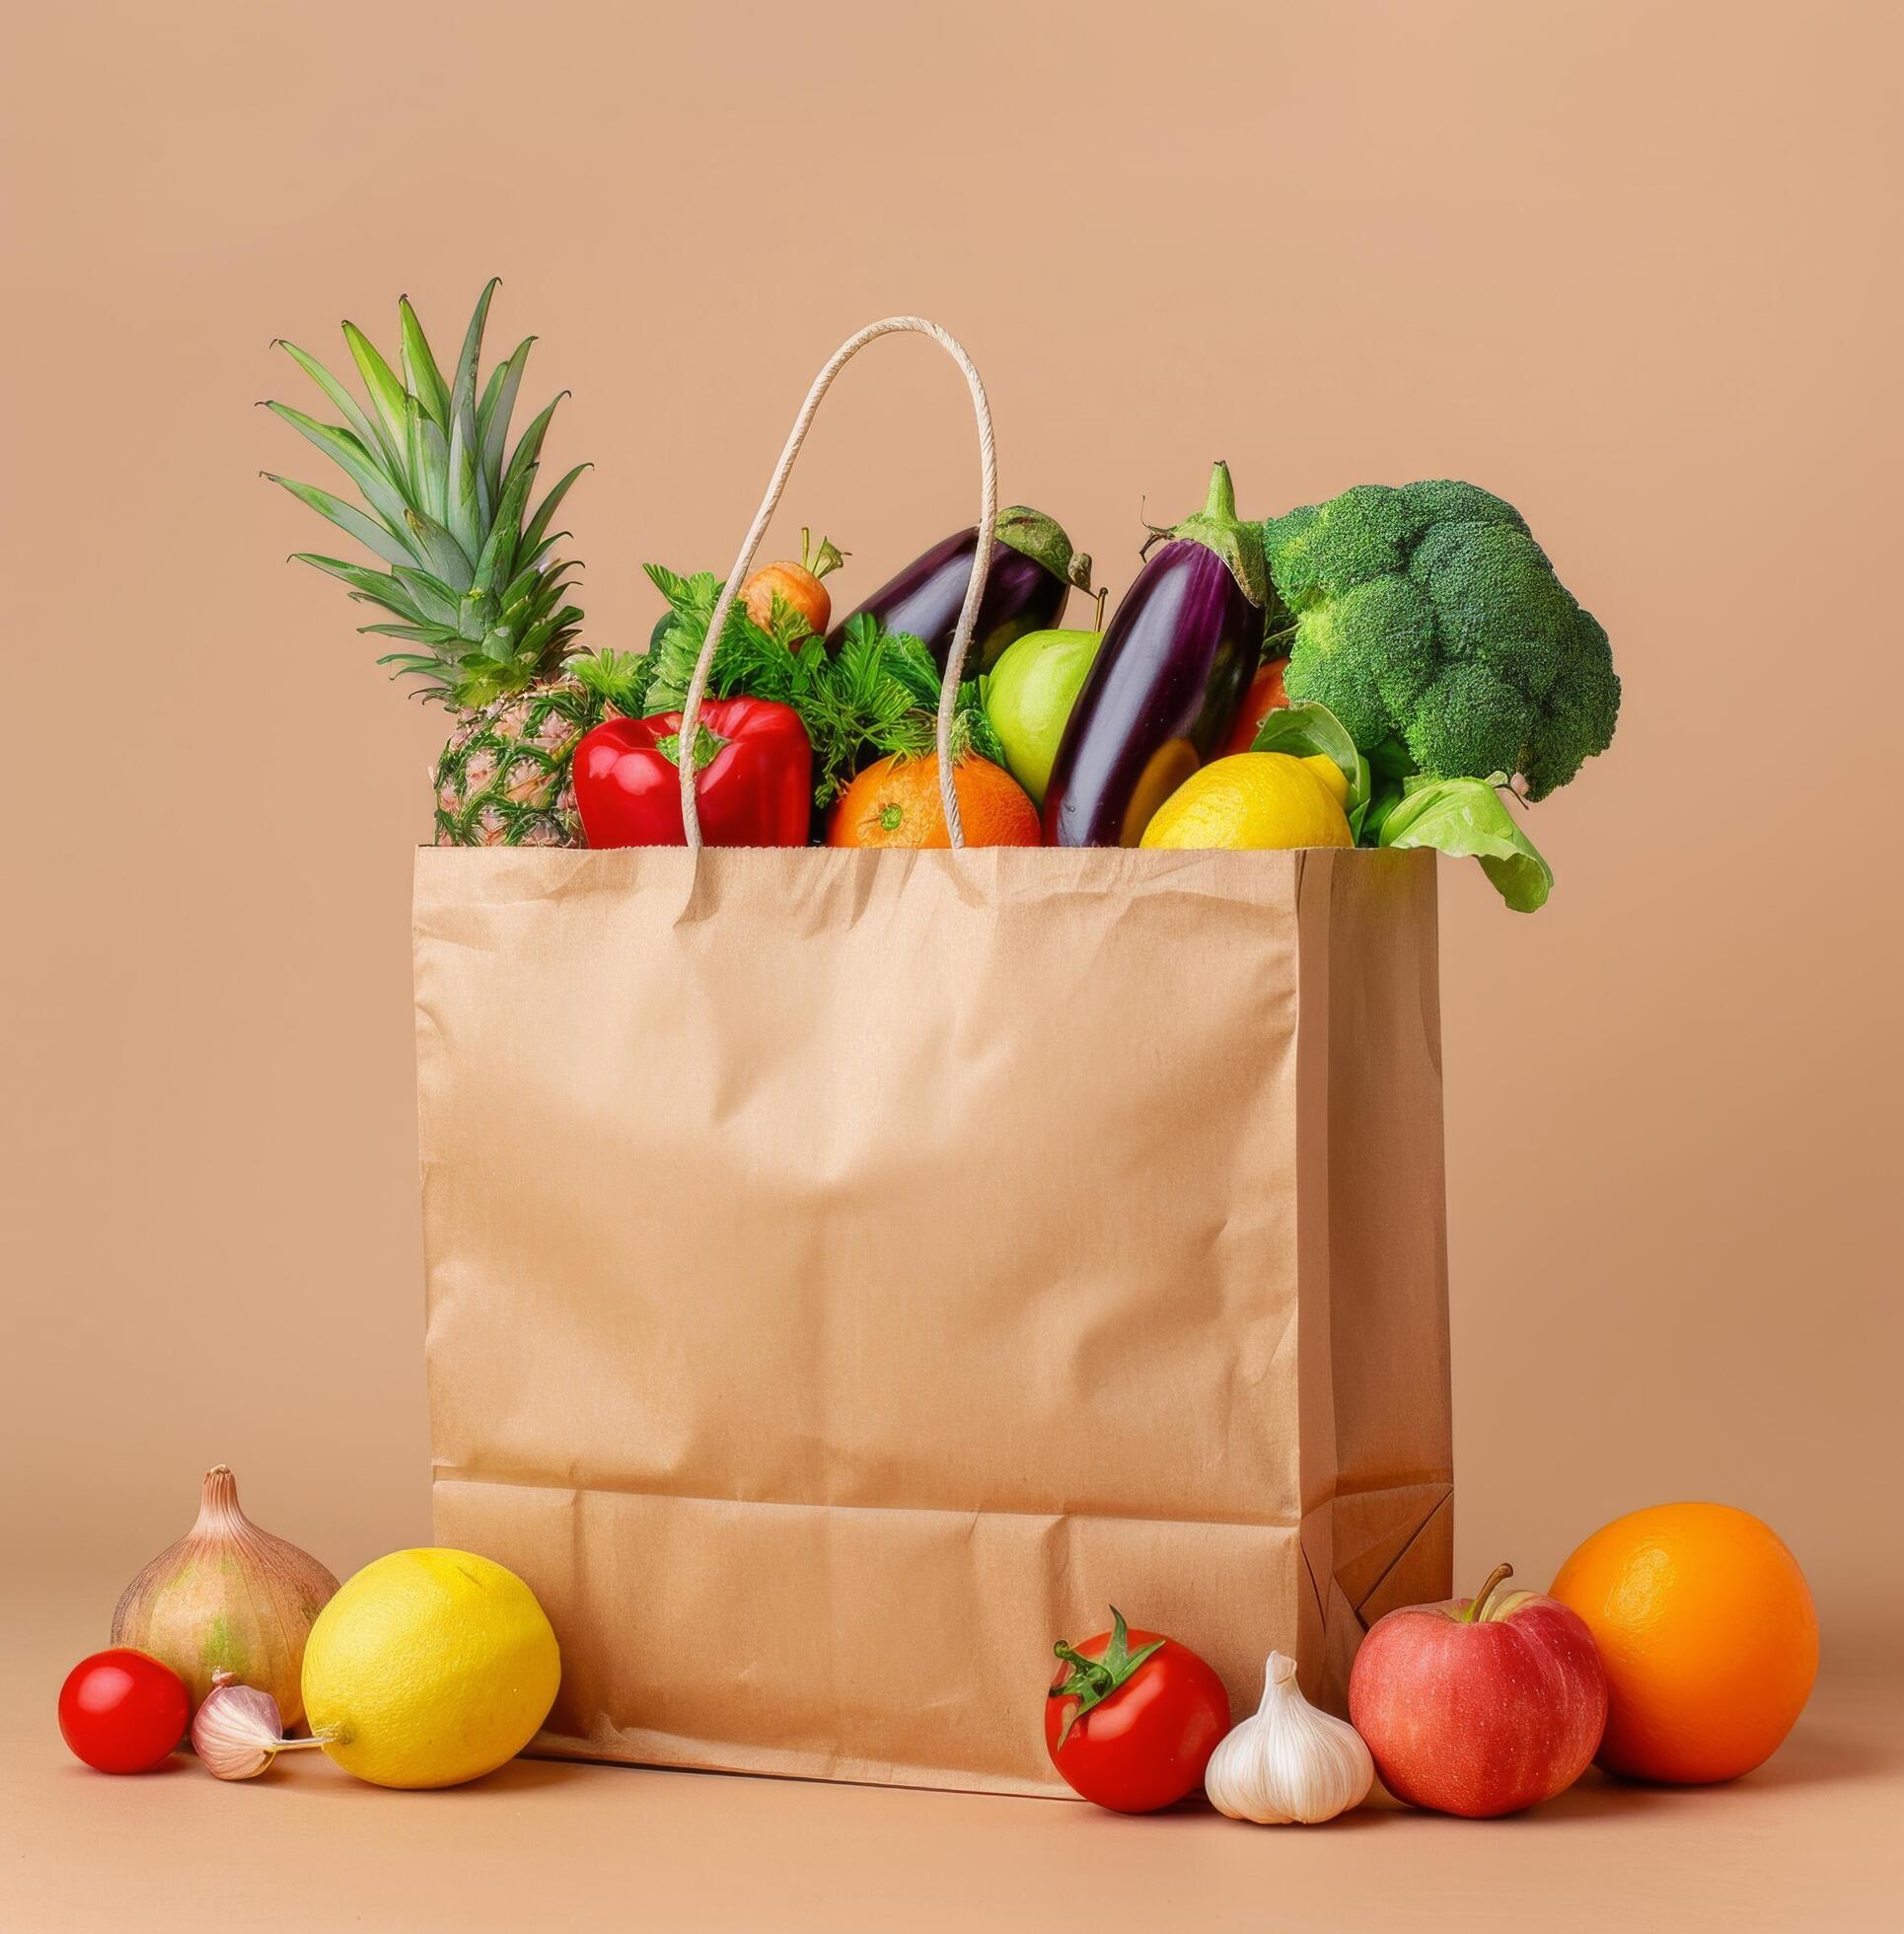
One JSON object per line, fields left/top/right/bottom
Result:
{"left": 7, "top": 1570, "right": 1900, "bottom": 1931}
{"left": 1, "top": 0, "right": 1899, "bottom": 1920}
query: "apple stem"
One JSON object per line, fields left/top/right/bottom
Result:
{"left": 1464, "top": 1562, "right": 1514, "bottom": 1622}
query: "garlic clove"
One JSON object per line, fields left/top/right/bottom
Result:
{"left": 189, "top": 1670, "right": 332, "bottom": 1781}
{"left": 1203, "top": 1651, "right": 1375, "bottom": 1825}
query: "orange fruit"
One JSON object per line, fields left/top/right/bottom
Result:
{"left": 1550, "top": 1503, "right": 1817, "bottom": 1784}
{"left": 827, "top": 754, "right": 1040, "bottom": 849}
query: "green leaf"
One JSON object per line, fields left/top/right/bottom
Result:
{"left": 359, "top": 622, "right": 454, "bottom": 643}
{"left": 374, "top": 648, "right": 451, "bottom": 675}
{"left": 1359, "top": 776, "right": 1406, "bottom": 846}
{"left": 399, "top": 295, "right": 451, "bottom": 429}
{"left": 643, "top": 560, "right": 705, "bottom": 609}
{"left": 1249, "top": 699, "right": 1370, "bottom": 829}
{"left": 442, "top": 280, "right": 494, "bottom": 542}
{"left": 520, "top": 463, "right": 589, "bottom": 561}
{"left": 877, "top": 628, "right": 940, "bottom": 709}
{"left": 477, "top": 335, "right": 534, "bottom": 507}
{"left": 267, "top": 473, "right": 417, "bottom": 568}
{"left": 291, "top": 553, "right": 422, "bottom": 622}
{"left": 391, "top": 566, "right": 464, "bottom": 627}
{"left": 1378, "top": 776, "right": 1554, "bottom": 913}
{"left": 472, "top": 465, "right": 533, "bottom": 597}
{"left": 263, "top": 401, "right": 411, "bottom": 536}
{"left": 342, "top": 322, "right": 410, "bottom": 456}
{"left": 274, "top": 339, "right": 401, "bottom": 483}
{"left": 753, "top": 590, "right": 819, "bottom": 654}
{"left": 447, "top": 278, "right": 497, "bottom": 427}
{"left": 953, "top": 682, "right": 1005, "bottom": 767}
{"left": 449, "top": 657, "right": 518, "bottom": 707}
{"left": 407, "top": 400, "right": 450, "bottom": 526}
{"left": 497, "top": 560, "right": 542, "bottom": 613}
{"left": 402, "top": 505, "right": 476, "bottom": 587}
{"left": 524, "top": 568, "right": 579, "bottom": 622}
{"left": 570, "top": 646, "right": 658, "bottom": 717}
{"left": 499, "top": 391, "right": 568, "bottom": 499}
{"left": 446, "top": 405, "right": 483, "bottom": 565}
{"left": 455, "top": 588, "right": 498, "bottom": 644}
{"left": 517, "top": 603, "right": 584, "bottom": 660}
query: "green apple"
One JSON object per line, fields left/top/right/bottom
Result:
{"left": 984, "top": 628, "right": 1102, "bottom": 806}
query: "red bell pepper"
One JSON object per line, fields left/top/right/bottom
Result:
{"left": 1218, "top": 655, "right": 1289, "bottom": 758}
{"left": 573, "top": 698, "right": 812, "bottom": 848}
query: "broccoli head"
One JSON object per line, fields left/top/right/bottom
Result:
{"left": 1262, "top": 482, "right": 1618, "bottom": 799}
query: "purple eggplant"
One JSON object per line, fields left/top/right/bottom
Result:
{"left": 827, "top": 507, "right": 1092, "bottom": 674}
{"left": 1043, "top": 462, "right": 1267, "bottom": 847}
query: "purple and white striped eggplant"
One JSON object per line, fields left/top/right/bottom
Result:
{"left": 826, "top": 507, "right": 1092, "bottom": 674}
{"left": 1043, "top": 463, "right": 1268, "bottom": 848}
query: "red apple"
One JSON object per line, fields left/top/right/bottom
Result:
{"left": 1348, "top": 1562, "right": 1608, "bottom": 1818}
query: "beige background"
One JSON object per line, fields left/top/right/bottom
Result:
{"left": 2, "top": 1, "right": 1900, "bottom": 1921}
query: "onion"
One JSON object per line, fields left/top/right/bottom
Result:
{"left": 112, "top": 1465, "right": 338, "bottom": 1728}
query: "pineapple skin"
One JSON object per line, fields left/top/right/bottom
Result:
{"left": 432, "top": 678, "right": 606, "bottom": 847}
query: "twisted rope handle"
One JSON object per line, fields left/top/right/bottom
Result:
{"left": 676, "top": 316, "right": 998, "bottom": 850}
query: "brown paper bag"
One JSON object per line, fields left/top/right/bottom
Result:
{"left": 414, "top": 841, "right": 1451, "bottom": 1796}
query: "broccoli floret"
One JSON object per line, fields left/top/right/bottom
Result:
{"left": 1265, "top": 483, "right": 1618, "bottom": 799}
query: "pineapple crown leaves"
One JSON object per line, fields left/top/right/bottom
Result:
{"left": 263, "top": 277, "right": 589, "bottom": 710}
{"left": 639, "top": 567, "right": 1001, "bottom": 806}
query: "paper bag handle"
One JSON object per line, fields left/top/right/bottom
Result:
{"left": 676, "top": 317, "right": 998, "bottom": 850}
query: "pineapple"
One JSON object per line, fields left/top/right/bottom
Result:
{"left": 432, "top": 679, "right": 598, "bottom": 846}
{"left": 266, "top": 279, "right": 596, "bottom": 845}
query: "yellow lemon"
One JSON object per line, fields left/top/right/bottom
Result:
{"left": 1140, "top": 753, "right": 1354, "bottom": 851}
{"left": 1298, "top": 753, "right": 1351, "bottom": 807}
{"left": 301, "top": 1549, "right": 560, "bottom": 1789}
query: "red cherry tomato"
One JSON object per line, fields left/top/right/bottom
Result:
{"left": 1045, "top": 1608, "right": 1231, "bottom": 1812}
{"left": 58, "top": 1649, "right": 189, "bottom": 1774}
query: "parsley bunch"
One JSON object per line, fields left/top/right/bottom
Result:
{"left": 630, "top": 563, "right": 1003, "bottom": 808}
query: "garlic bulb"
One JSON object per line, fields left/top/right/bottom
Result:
{"left": 1204, "top": 1652, "right": 1374, "bottom": 1824}
{"left": 189, "top": 1671, "right": 329, "bottom": 1780}
{"left": 112, "top": 1465, "right": 339, "bottom": 1727}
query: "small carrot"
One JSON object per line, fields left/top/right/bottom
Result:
{"left": 741, "top": 528, "right": 847, "bottom": 638}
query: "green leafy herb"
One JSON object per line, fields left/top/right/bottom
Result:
{"left": 569, "top": 646, "right": 659, "bottom": 716}
{"left": 639, "top": 565, "right": 997, "bottom": 808}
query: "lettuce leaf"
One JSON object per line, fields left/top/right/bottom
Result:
{"left": 1377, "top": 777, "right": 1554, "bottom": 913}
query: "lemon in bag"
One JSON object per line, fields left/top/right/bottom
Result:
{"left": 1140, "top": 752, "right": 1353, "bottom": 851}
{"left": 301, "top": 1549, "right": 560, "bottom": 1789}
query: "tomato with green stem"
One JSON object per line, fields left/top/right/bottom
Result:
{"left": 1045, "top": 1608, "right": 1231, "bottom": 1812}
